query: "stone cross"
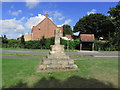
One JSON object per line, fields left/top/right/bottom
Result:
{"left": 55, "top": 29, "right": 61, "bottom": 45}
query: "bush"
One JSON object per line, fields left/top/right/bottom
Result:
{"left": 7, "top": 40, "right": 20, "bottom": 48}
{"left": 60, "top": 38, "right": 80, "bottom": 50}
{"left": 25, "top": 40, "right": 40, "bottom": 49}
{"left": 25, "top": 37, "right": 55, "bottom": 49}
{"left": 94, "top": 40, "right": 109, "bottom": 51}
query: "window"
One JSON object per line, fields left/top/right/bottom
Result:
{"left": 38, "top": 27, "right": 40, "bottom": 30}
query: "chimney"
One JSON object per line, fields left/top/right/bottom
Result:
{"left": 46, "top": 12, "right": 48, "bottom": 18}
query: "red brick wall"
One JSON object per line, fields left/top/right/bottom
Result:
{"left": 31, "top": 17, "right": 63, "bottom": 40}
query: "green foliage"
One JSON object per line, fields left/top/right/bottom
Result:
{"left": 60, "top": 38, "right": 80, "bottom": 50}
{"left": 2, "top": 35, "right": 8, "bottom": 48}
{"left": 94, "top": 39, "right": 118, "bottom": 51}
{"left": 94, "top": 40, "right": 108, "bottom": 51}
{"left": 20, "top": 35, "right": 25, "bottom": 48}
{"left": 108, "top": 5, "right": 120, "bottom": 20}
{"left": 7, "top": 40, "right": 20, "bottom": 48}
{"left": 73, "top": 13, "right": 115, "bottom": 39}
{"left": 107, "top": 5, "right": 120, "bottom": 51}
{"left": 25, "top": 37, "right": 55, "bottom": 49}
{"left": 0, "top": 37, "right": 2, "bottom": 48}
{"left": 25, "top": 40, "right": 40, "bottom": 49}
{"left": 63, "top": 24, "right": 73, "bottom": 36}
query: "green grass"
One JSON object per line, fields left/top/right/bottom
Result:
{"left": 98, "top": 50, "right": 119, "bottom": 52}
{"left": 1, "top": 53, "right": 93, "bottom": 58}
{"left": 2, "top": 57, "right": 118, "bottom": 88}
{"left": 1, "top": 48, "right": 49, "bottom": 51}
{"left": 1, "top": 53, "right": 47, "bottom": 57}
{"left": 1, "top": 48, "right": 80, "bottom": 52}
{"left": 70, "top": 54, "right": 93, "bottom": 57}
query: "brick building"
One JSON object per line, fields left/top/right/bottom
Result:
{"left": 24, "top": 12, "right": 63, "bottom": 41}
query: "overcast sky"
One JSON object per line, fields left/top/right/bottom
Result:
{"left": 0, "top": 1, "right": 118, "bottom": 39}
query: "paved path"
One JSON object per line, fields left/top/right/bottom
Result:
{"left": 2, "top": 49, "right": 119, "bottom": 59}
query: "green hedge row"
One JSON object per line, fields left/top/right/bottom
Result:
{"left": 2, "top": 37, "right": 80, "bottom": 50}
{"left": 60, "top": 38, "right": 80, "bottom": 50}
{"left": 94, "top": 40, "right": 119, "bottom": 51}
{"left": 2, "top": 37, "right": 118, "bottom": 51}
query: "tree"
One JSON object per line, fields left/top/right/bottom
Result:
{"left": 2, "top": 35, "right": 8, "bottom": 48}
{"left": 107, "top": 5, "right": 120, "bottom": 50}
{"left": 20, "top": 35, "right": 25, "bottom": 48}
{"left": 39, "top": 36, "right": 46, "bottom": 49}
{"left": 73, "top": 13, "right": 115, "bottom": 39}
{"left": 63, "top": 24, "right": 73, "bottom": 36}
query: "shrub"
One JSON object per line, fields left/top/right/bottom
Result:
{"left": 25, "top": 37, "right": 55, "bottom": 49}
{"left": 60, "top": 38, "right": 80, "bottom": 50}
{"left": 7, "top": 40, "right": 20, "bottom": 48}
{"left": 94, "top": 40, "right": 108, "bottom": 51}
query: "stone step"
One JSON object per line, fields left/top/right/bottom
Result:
{"left": 42, "top": 59, "right": 74, "bottom": 65}
{"left": 37, "top": 64, "right": 78, "bottom": 71}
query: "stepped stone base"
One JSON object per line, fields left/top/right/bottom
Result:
{"left": 36, "top": 45, "right": 78, "bottom": 72}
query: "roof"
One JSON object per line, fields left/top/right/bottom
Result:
{"left": 80, "top": 34, "right": 95, "bottom": 41}
{"left": 65, "top": 35, "right": 74, "bottom": 40}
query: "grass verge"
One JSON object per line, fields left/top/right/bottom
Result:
{"left": 1, "top": 53, "right": 93, "bottom": 58}
{"left": 1, "top": 48, "right": 49, "bottom": 51}
{"left": 2, "top": 57, "right": 118, "bottom": 88}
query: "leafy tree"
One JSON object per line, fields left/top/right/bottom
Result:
{"left": 63, "top": 24, "right": 73, "bottom": 36}
{"left": 7, "top": 39, "right": 20, "bottom": 48}
{"left": 73, "top": 13, "right": 115, "bottom": 39}
{"left": 20, "top": 35, "right": 25, "bottom": 48}
{"left": 39, "top": 36, "right": 46, "bottom": 49}
{"left": 2, "top": 35, "right": 8, "bottom": 48}
{"left": 107, "top": 4, "right": 120, "bottom": 50}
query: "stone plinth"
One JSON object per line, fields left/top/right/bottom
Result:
{"left": 36, "top": 44, "right": 78, "bottom": 72}
{"left": 36, "top": 29, "right": 78, "bottom": 72}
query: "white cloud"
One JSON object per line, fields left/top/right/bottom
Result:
{"left": 25, "top": 14, "right": 45, "bottom": 29}
{"left": 57, "top": 25, "right": 63, "bottom": 27}
{"left": 87, "top": 9, "right": 97, "bottom": 15}
{"left": 57, "top": 19, "right": 72, "bottom": 26}
{"left": 20, "top": 17, "right": 26, "bottom": 21}
{"left": 25, "top": 0, "right": 40, "bottom": 9}
{"left": 63, "top": 19, "right": 72, "bottom": 25}
{"left": 9, "top": 10, "right": 22, "bottom": 16}
{"left": 0, "top": 18, "right": 25, "bottom": 39}
{"left": 47, "top": 11, "right": 65, "bottom": 20}
{"left": 58, "top": 16, "right": 65, "bottom": 20}
{"left": 53, "top": 11, "right": 62, "bottom": 19}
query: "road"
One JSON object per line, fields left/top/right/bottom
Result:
{"left": 2, "top": 49, "right": 119, "bottom": 59}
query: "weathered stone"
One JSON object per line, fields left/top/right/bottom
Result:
{"left": 36, "top": 29, "right": 78, "bottom": 72}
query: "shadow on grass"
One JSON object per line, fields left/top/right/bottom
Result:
{"left": 4, "top": 75, "right": 118, "bottom": 88}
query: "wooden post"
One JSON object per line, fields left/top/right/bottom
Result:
{"left": 92, "top": 42, "right": 94, "bottom": 51}
{"left": 80, "top": 43, "right": 82, "bottom": 51}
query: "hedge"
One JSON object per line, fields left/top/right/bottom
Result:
{"left": 2, "top": 37, "right": 119, "bottom": 51}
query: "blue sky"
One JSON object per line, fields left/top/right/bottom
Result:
{"left": 1, "top": 2, "right": 118, "bottom": 39}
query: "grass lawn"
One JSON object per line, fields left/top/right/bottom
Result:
{"left": 2, "top": 57, "right": 118, "bottom": 88}
{"left": 1, "top": 53, "right": 93, "bottom": 58}
{"left": 1, "top": 48, "right": 49, "bottom": 51}
{"left": 1, "top": 48, "right": 80, "bottom": 52}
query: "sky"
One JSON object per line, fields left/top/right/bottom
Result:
{"left": 0, "top": 1, "right": 118, "bottom": 39}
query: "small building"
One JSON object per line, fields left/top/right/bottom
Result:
{"left": 65, "top": 35, "right": 74, "bottom": 40}
{"left": 80, "top": 34, "right": 95, "bottom": 51}
{"left": 24, "top": 33, "right": 32, "bottom": 41}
